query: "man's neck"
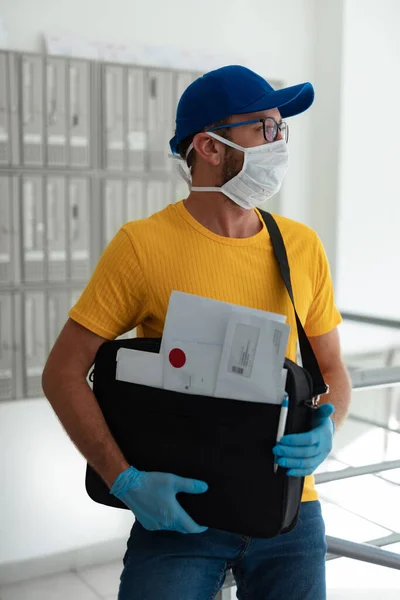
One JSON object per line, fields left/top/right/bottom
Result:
{"left": 183, "top": 192, "right": 263, "bottom": 239}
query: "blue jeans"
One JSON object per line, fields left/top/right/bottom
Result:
{"left": 118, "top": 500, "right": 327, "bottom": 600}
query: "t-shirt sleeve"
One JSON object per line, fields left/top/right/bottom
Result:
{"left": 68, "top": 227, "right": 148, "bottom": 339}
{"left": 304, "top": 233, "right": 342, "bottom": 337}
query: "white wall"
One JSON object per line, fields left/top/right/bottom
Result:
{"left": 337, "top": 0, "right": 400, "bottom": 324}
{"left": 0, "top": 0, "right": 323, "bottom": 577}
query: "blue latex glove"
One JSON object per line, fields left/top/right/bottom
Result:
{"left": 272, "top": 403, "right": 335, "bottom": 477}
{"left": 110, "top": 466, "right": 209, "bottom": 534}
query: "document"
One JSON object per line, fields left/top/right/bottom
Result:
{"left": 116, "top": 348, "right": 163, "bottom": 388}
{"left": 214, "top": 310, "right": 290, "bottom": 404}
{"left": 163, "top": 339, "right": 222, "bottom": 396}
{"left": 161, "top": 291, "right": 286, "bottom": 355}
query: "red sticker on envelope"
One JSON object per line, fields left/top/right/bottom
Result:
{"left": 169, "top": 348, "right": 186, "bottom": 369}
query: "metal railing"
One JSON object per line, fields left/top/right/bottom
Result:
{"left": 216, "top": 364, "right": 400, "bottom": 598}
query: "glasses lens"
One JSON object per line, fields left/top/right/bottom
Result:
{"left": 281, "top": 122, "right": 289, "bottom": 143}
{"left": 264, "top": 118, "right": 278, "bottom": 142}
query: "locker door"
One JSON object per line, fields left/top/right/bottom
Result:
{"left": 0, "top": 175, "right": 13, "bottom": 284}
{"left": 146, "top": 180, "right": 171, "bottom": 218}
{"left": 0, "top": 293, "right": 14, "bottom": 400}
{"left": 9, "top": 52, "right": 20, "bottom": 165}
{"left": 0, "top": 52, "right": 10, "bottom": 165}
{"left": 21, "top": 175, "right": 45, "bottom": 282}
{"left": 21, "top": 54, "right": 44, "bottom": 166}
{"left": 24, "top": 291, "right": 46, "bottom": 398}
{"left": 126, "top": 179, "right": 145, "bottom": 222}
{"left": 69, "top": 60, "right": 91, "bottom": 168}
{"left": 104, "top": 65, "right": 124, "bottom": 170}
{"left": 68, "top": 178, "right": 91, "bottom": 282}
{"left": 46, "top": 57, "right": 67, "bottom": 167}
{"left": 103, "top": 179, "right": 124, "bottom": 245}
{"left": 47, "top": 289, "right": 69, "bottom": 350}
{"left": 147, "top": 70, "right": 173, "bottom": 172}
{"left": 127, "top": 67, "right": 146, "bottom": 172}
{"left": 46, "top": 176, "right": 67, "bottom": 281}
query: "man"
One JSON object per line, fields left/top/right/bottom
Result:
{"left": 42, "top": 65, "right": 352, "bottom": 599}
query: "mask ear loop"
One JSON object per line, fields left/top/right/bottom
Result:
{"left": 168, "top": 142, "right": 195, "bottom": 188}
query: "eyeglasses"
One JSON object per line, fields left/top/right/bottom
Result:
{"left": 208, "top": 117, "right": 289, "bottom": 144}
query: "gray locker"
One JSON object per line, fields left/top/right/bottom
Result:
{"left": 68, "top": 178, "right": 90, "bottom": 281}
{"left": 46, "top": 57, "right": 67, "bottom": 167}
{"left": 0, "top": 175, "right": 13, "bottom": 284}
{"left": 147, "top": 70, "right": 174, "bottom": 172}
{"left": 21, "top": 54, "right": 44, "bottom": 166}
{"left": 145, "top": 180, "right": 171, "bottom": 218}
{"left": 104, "top": 65, "right": 125, "bottom": 170}
{"left": 24, "top": 291, "right": 46, "bottom": 398}
{"left": 21, "top": 175, "right": 45, "bottom": 282}
{"left": 8, "top": 52, "right": 20, "bottom": 165}
{"left": 47, "top": 289, "right": 69, "bottom": 350}
{"left": 126, "top": 179, "right": 145, "bottom": 222}
{"left": 104, "top": 179, "right": 124, "bottom": 244}
{"left": 0, "top": 52, "right": 10, "bottom": 165}
{"left": 46, "top": 176, "right": 67, "bottom": 281}
{"left": 127, "top": 67, "right": 146, "bottom": 172}
{"left": 69, "top": 60, "right": 91, "bottom": 168}
{"left": 0, "top": 293, "right": 14, "bottom": 400}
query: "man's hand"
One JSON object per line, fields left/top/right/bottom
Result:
{"left": 110, "top": 465, "right": 209, "bottom": 534}
{"left": 272, "top": 403, "right": 335, "bottom": 477}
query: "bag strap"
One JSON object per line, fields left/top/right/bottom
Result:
{"left": 259, "top": 210, "right": 328, "bottom": 398}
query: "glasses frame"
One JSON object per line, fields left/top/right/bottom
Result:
{"left": 208, "top": 116, "right": 289, "bottom": 144}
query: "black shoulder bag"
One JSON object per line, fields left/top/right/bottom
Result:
{"left": 85, "top": 211, "right": 328, "bottom": 538}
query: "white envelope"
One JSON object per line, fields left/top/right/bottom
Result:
{"left": 163, "top": 339, "right": 222, "bottom": 396}
{"left": 214, "top": 310, "right": 290, "bottom": 404}
{"left": 161, "top": 291, "right": 286, "bottom": 355}
{"left": 116, "top": 348, "right": 163, "bottom": 388}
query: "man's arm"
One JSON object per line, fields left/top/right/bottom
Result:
{"left": 42, "top": 318, "right": 129, "bottom": 488}
{"left": 309, "top": 327, "right": 352, "bottom": 430}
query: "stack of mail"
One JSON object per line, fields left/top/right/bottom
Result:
{"left": 116, "top": 291, "right": 290, "bottom": 405}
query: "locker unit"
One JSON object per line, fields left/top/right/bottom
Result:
{"left": 21, "top": 54, "right": 44, "bottom": 166}
{"left": 145, "top": 180, "right": 171, "bottom": 218}
{"left": 21, "top": 175, "right": 45, "bottom": 282}
{"left": 147, "top": 70, "right": 174, "bottom": 172}
{"left": 68, "top": 177, "right": 91, "bottom": 281}
{"left": 46, "top": 57, "right": 68, "bottom": 167}
{"left": 46, "top": 176, "right": 67, "bottom": 281}
{"left": 0, "top": 175, "right": 13, "bottom": 284}
{"left": 103, "top": 178, "right": 124, "bottom": 244}
{"left": 104, "top": 65, "right": 125, "bottom": 170}
{"left": 126, "top": 67, "right": 146, "bottom": 172}
{"left": 68, "top": 59, "right": 91, "bottom": 168}
{"left": 23, "top": 290, "right": 46, "bottom": 397}
{"left": 0, "top": 293, "right": 14, "bottom": 400}
{"left": 47, "top": 288, "right": 70, "bottom": 350}
{"left": 0, "top": 52, "right": 11, "bottom": 165}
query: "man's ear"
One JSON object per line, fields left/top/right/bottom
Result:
{"left": 192, "top": 132, "right": 225, "bottom": 167}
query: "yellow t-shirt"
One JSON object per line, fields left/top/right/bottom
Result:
{"left": 69, "top": 200, "right": 342, "bottom": 502}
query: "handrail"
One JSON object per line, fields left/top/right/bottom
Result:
{"left": 315, "top": 459, "right": 400, "bottom": 484}
{"left": 350, "top": 366, "right": 400, "bottom": 390}
{"left": 341, "top": 312, "right": 400, "bottom": 330}
{"left": 326, "top": 536, "right": 400, "bottom": 569}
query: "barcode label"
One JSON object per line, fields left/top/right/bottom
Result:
{"left": 227, "top": 323, "right": 260, "bottom": 378}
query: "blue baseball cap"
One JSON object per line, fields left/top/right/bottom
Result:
{"left": 170, "top": 65, "right": 314, "bottom": 155}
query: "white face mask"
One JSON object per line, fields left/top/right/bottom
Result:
{"left": 183, "top": 131, "right": 289, "bottom": 210}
